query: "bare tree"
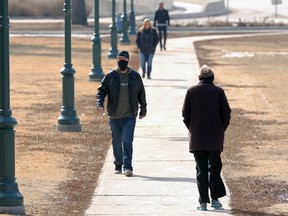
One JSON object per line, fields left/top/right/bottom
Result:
{"left": 72, "top": 0, "right": 87, "bottom": 25}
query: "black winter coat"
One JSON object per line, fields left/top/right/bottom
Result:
{"left": 154, "top": 9, "right": 170, "bottom": 26}
{"left": 182, "top": 80, "right": 231, "bottom": 152}
{"left": 96, "top": 68, "right": 147, "bottom": 117}
{"left": 136, "top": 28, "right": 159, "bottom": 55}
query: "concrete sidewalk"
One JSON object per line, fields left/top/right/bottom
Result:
{"left": 85, "top": 37, "right": 232, "bottom": 216}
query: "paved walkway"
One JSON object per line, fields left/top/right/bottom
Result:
{"left": 85, "top": 37, "right": 232, "bottom": 215}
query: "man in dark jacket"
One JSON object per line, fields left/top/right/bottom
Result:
{"left": 182, "top": 65, "right": 231, "bottom": 211}
{"left": 154, "top": 2, "right": 170, "bottom": 51}
{"left": 96, "top": 50, "right": 147, "bottom": 177}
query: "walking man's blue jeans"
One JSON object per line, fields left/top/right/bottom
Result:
{"left": 109, "top": 117, "right": 136, "bottom": 171}
{"left": 140, "top": 52, "right": 155, "bottom": 78}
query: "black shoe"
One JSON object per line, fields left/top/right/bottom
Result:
{"left": 114, "top": 164, "right": 122, "bottom": 174}
{"left": 164, "top": 46, "right": 166, "bottom": 51}
{"left": 160, "top": 47, "right": 162, "bottom": 51}
{"left": 142, "top": 72, "right": 145, "bottom": 78}
{"left": 147, "top": 76, "right": 151, "bottom": 79}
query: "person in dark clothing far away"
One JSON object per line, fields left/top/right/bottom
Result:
{"left": 96, "top": 50, "right": 147, "bottom": 177}
{"left": 154, "top": 2, "right": 170, "bottom": 51}
{"left": 136, "top": 19, "right": 159, "bottom": 79}
{"left": 182, "top": 65, "right": 231, "bottom": 211}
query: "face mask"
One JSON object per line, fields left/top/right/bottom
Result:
{"left": 118, "top": 60, "right": 128, "bottom": 71}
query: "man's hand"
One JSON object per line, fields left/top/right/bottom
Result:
{"left": 97, "top": 106, "right": 105, "bottom": 114}
{"left": 139, "top": 115, "right": 145, "bottom": 119}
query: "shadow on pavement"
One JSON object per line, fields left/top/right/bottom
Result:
{"left": 133, "top": 175, "right": 196, "bottom": 183}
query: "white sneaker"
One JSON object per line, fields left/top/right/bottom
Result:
{"left": 124, "top": 170, "right": 133, "bottom": 177}
{"left": 197, "top": 203, "right": 207, "bottom": 211}
{"left": 211, "top": 199, "right": 222, "bottom": 208}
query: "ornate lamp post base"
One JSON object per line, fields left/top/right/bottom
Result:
{"left": 56, "top": 109, "right": 82, "bottom": 132}
{"left": 56, "top": 102, "right": 81, "bottom": 132}
{"left": 89, "top": 0, "right": 105, "bottom": 81}
{"left": 0, "top": 0, "right": 25, "bottom": 213}
{"left": 89, "top": 68, "right": 105, "bottom": 81}
{"left": 120, "top": 0, "right": 130, "bottom": 44}
{"left": 108, "top": 0, "right": 118, "bottom": 58}
{"left": 56, "top": 63, "right": 82, "bottom": 132}
{"left": 108, "top": 25, "right": 118, "bottom": 59}
{"left": 129, "top": 0, "right": 136, "bottom": 35}
{"left": 55, "top": 124, "right": 81, "bottom": 132}
{"left": 56, "top": 0, "right": 81, "bottom": 131}
{"left": 89, "top": 35, "right": 104, "bottom": 81}
{"left": 0, "top": 162, "right": 25, "bottom": 215}
{"left": 0, "top": 206, "right": 25, "bottom": 215}
{"left": 108, "top": 48, "right": 118, "bottom": 59}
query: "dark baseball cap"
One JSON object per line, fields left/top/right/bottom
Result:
{"left": 117, "top": 50, "right": 129, "bottom": 60}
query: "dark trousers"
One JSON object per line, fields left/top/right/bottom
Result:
{"left": 193, "top": 151, "right": 226, "bottom": 203}
{"left": 157, "top": 26, "right": 167, "bottom": 49}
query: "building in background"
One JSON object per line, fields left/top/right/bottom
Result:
{"left": 92, "top": 0, "right": 174, "bottom": 17}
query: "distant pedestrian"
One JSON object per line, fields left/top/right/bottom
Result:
{"left": 136, "top": 19, "right": 159, "bottom": 79}
{"left": 182, "top": 65, "right": 231, "bottom": 211}
{"left": 96, "top": 50, "right": 147, "bottom": 177}
{"left": 154, "top": 2, "right": 170, "bottom": 51}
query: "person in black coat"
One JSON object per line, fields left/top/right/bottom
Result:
{"left": 154, "top": 2, "right": 170, "bottom": 51}
{"left": 136, "top": 19, "right": 159, "bottom": 79}
{"left": 182, "top": 65, "right": 231, "bottom": 211}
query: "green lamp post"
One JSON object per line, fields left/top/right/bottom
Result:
{"left": 0, "top": 0, "right": 25, "bottom": 214}
{"left": 89, "top": 0, "right": 105, "bottom": 81}
{"left": 56, "top": 0, "right": 81, "bottom": 132}
{"left": 120, "top": 0, "right": 130, "bottom": 44}
{"left": 108, "top": 0, "right": 118, "bottom": 58}
{"left": 128, "top": 0, "right": 136, "bottom": 34}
